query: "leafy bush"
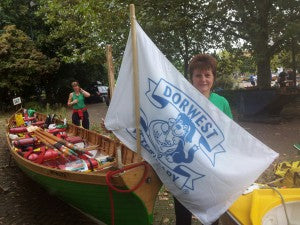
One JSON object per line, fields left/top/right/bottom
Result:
{"left": 0, "top": 25, "right": 59, "bottom": 110}
{"left": 24, "top": 101, "right": 46, "bottom": 112}
{"left": 214, "top": 75, "right": 236, "bottom": 90}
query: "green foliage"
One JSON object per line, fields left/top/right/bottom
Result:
{"left": 41, "top": 61, "right": 106, "bottom": 104}
{"left": 210, "top": 0, "right": 300, "bottom": 87}
{"left": 1, "top": 0, "right": 299, "bottom": 107}
{"left": 24, "top": 101, "right": 70, "bottom": 120}
{"left": 0, "top": 0, "right": 113, "bottom": 104}
{"left": 1, "top": 0, "right": 33, "bottom": 32}
{"left": 214, "top": 75, "right": 236, "bottom": 90}
{"left": 214, "top": 50, "right": 238, "bottom": 90}
{"left": 274, "top": 20, "right": 300, "bottom": 72}
{"left": 213, "top": 50, "right": 256, "bottom": 90}
{"left": 276, "top": 50, "right": 300, "bottom": 71}
{"left": 0, "top": 0, "right": 47, "bottom": 43}
{"left": 24, "top": 101, "right": 46, "bottom": 112}
{"left": 133, "top": 0, "right": 222, "bottom": 77}
{"left": 217, "top": 51, "right": 240, "bottom": 76}
{"left": 36, "top": 0, "right": 224, "bottom": 77}
{"left": 36, "top": 0, "right": 129, "bottom": 64}
{"left": 27, "top": 0, "right": 128, "bottom": 104}
{"left": 0, "top": 25, "right": 59, "bottom": 107}
{"left": 90, "top": 122, "right": 104, "bottom": 134}
{"left": 238, "top": 54, "right": 256, "bottom": 75}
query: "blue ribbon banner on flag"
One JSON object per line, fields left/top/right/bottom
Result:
{"left": 127, "top": 78, "right": 227, "bottom": 191}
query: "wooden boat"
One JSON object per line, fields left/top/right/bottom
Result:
{"left": 220, "top": 188, "right": 300, "bottom": 225}
{"left": 6, "top": 110, "right": 162, "bottom": 225}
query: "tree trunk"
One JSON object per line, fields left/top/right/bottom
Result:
{"left": 252, "top": 1, "right": 272, "bottom": 88}
{"left": 43, "top": 76, "right": 56, "bottom": 104}
{"left": 291, "top": 37, "right": 297, "bottom": 87}
{"left": 183, "top": 56, "right": 189, "bottom": 79}
{"left": 256, "top": 55, "right": 271, "bottom": 88}
{"left": 253, "top": 33, "right": 271, "bottom": 88}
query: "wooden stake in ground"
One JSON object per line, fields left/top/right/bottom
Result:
{"left": 129, "top": 4, "right": 142, "bottom": 161}
{"left": 106, "top": 45, "right": 115, "bottom": 99}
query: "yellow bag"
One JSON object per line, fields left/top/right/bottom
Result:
{"left": 273, "top": 161, "right": 300, "bottom": 187}
{"left": 15, "top": 113, "right": 24, "bottom": 126}
{"left": 274, "top": 161, "right": 291, "bottom": 177}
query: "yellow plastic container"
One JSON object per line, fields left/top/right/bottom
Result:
{"left": 227, "top": 188, "right": 300, "bottom": 225}
{"left": 15, "top": 113, "right": 24, "bottom": 126}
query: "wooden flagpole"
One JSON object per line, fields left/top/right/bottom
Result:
{"left": 105, "top": 45, "right": 124, "bottom": 166}
{"left": 130, "top": 4, "right": 142, "bottom": 161}
{"left": 106, "top": 45, "right": 115, "bottom": 99}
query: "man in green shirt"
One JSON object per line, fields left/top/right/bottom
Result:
{"left": 174, "top": 54, "right": 232, "bottom": 225}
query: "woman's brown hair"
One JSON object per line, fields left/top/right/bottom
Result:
{"left": 188, "top": 54, "right": 217, "bottom": 80}
{"left": 71, "top": 81, "right": 79, "bottom": 87}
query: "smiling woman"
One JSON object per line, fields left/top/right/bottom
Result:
{"left": 189, "top": 54, "right": 233, "bottom": 119}
{"left": 173, "top": 54, "right": 233, "bottom": 225}
{"left": 189, "top": 55, "right": 216, "bottom": 98}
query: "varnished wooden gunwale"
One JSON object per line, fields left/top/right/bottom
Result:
{"left": 6, "top": 110, "right": 162, "bottom": 213}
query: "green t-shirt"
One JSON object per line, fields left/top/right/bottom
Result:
{"left": 72, "top": 92, "right": 86, "bottom": 109}
{"left": 209, "top": 92, "right": 233, "bottom": 119}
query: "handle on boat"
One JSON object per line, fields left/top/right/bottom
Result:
{"left": 105, "top": 161, "right": 149, "bottom": 193}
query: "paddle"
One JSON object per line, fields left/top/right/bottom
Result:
{"left": 36, "top": 128, "right": 92, "bottom": 156}
{"left": 28, "top": 127, "right": 78, "bottom": 156}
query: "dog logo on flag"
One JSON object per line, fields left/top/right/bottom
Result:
{"left": 152, "top": 114, "right": 199, "bottom": 164}
{"left": 128, "top": 78, "right": 226, "bottom": 191}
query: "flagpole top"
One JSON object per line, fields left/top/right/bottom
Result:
{"left": 130, "top": 4, "right": 136, "bottom": 20}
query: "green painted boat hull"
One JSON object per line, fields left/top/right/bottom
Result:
{"left": 6, "top": 111, "right": 161, "bottom": 225}
{"left": 18, "top": 163, "right": 153, "bottom": 225}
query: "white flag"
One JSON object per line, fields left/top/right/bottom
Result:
{"left": 105, "top": 22, "right": 278, "bottom": 225}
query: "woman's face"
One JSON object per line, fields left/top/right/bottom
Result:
{"left": 72, "top": 85, "right": 80, "bottom": 92}
{"left": 191, "top": 68, "right": 214, "bottom": 95}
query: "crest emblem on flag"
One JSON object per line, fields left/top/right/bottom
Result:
{"left": 127, "top": 78, "right": 227, "bottom": 191}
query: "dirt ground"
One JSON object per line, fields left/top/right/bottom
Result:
{"left": 0, "top": 103, "right": 299, "bottom": 225}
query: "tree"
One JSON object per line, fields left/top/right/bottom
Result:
{"left": 0, "top": 25, "right": 59, "bottom": 107}
{"left": 284, "top": 21, "right": 300, "bottom": 85}
{"left": 0, "top": 0, "right": 119, "bottom": 103}
{"left": 214, "top": 51, "right": 237, "bottom": 89}
{"left": 34, "top": 0, "right": 129, "bottom": 103}
{"left": 37, "top": 0, "right": 218, "bottom": 78}
{"left": 41, "top": 61, "right": 106, "bottom": 104}
{"left": 36, "top": 0, "right": 129, "bottom": 64}
{"left": 210, "top": 0, "right": 300, "bottom": 88}
{"left": 133, "top": 0, "right": 222, "bottom": 77}
{"left": 214, "top": 50, "right": 254, "bottom": 89}
{"left": 0, "top": 0, "right": 43, "bottom": 40}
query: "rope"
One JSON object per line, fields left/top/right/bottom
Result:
{"left": 105, "top": 161, "right": 149, "bottom": 225}
{"left": 269, "top": 187, "right": 292, "bottom": 225}
{"left": 262, "top": 184, "right": 292, "bottom": 225}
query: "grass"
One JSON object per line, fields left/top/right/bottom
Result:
{"left": 0, "top": 112, "right": 11, "bottom": 132}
